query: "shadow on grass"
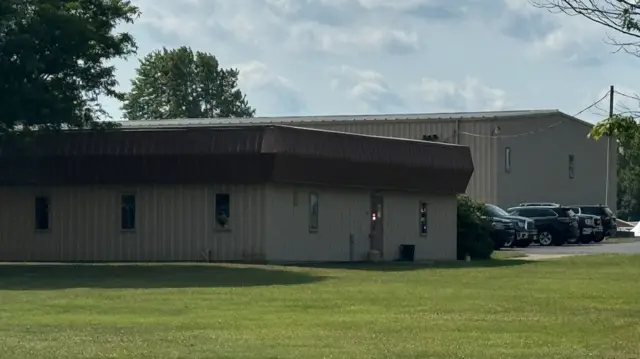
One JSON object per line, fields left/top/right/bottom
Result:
{"left": 0, "top": 264, "right": 326, "bottom": 290}
{"left": 283, "top": 258, "right": 533, "bottom": 272}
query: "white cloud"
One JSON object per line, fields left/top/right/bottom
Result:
{"left": 288, "top": 23, "right": 419, "bottom": 54}
{"left": 234, "top": 61, "right": 305, "bottom": 115}
{"left": 97, "top": 0, "right": 640, "bottom": 123}
{"left": 330, "top": 65, "right": 403, "bottom": 112}
{"left": 416, "top": 77, "right": 507, "bottom": 112}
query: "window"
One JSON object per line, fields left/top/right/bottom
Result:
{"left": 485, "top": 204, "right": 509, "bottom": 218}
{"left": 121, "top": 194, "right": 136, "bottom": 230}
{"left": 215, "top": 193, "right": 231, "bottom": 229}
{"left": 505, "top": 147, "right": 512, "bottom": 173}
{"left": 419, "top": 201, "right": 428, "bottom": 235}
{"left": 34, "top": 196, "right": 50, "bottom": 230}
{"left": 309, "top": 192, "right": 319, "bottom": 232}
{"left": 568, "top": 154, "right": 575, "bottom": 178}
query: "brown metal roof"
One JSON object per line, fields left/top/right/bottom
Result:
{"left": 0, "top": 125, "right": 474, "bottom": 194}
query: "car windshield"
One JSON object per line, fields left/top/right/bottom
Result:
{"left": 580, "top": 206, "right": 610, "bottom": 216}
{"left": 485, "top": 204, "right": 510, "bottom": 217}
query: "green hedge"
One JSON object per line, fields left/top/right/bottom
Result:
{"left": 456, "top": 194, "right": 493, "bottom": 260}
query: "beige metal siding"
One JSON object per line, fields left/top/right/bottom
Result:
{"left": 458, "top": 120, "right": 499, "bottom": 203}
{"left": 263, "top": 184, "right": 457, "bottom": 262}
{"left": 287, "top": 120, "right": 496, "bottom": 202}
{"left": 0, "top": 185, "right": 266, "bottom": 261}
{"left": 382, "top": 193, "right": 457, "bottom": 261}
{"left": 496, "top": 115, "right": 617, "bottom": 211}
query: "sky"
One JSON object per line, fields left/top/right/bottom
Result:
{"left": 102, "top": 0, "right": 640, "bottom": 123}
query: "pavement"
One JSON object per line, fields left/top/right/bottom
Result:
{"left": 506, "top": 239, "right": 640, "bottom": 257}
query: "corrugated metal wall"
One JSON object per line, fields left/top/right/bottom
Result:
{"left": 288, "top": 119, "right": 498, "bottom": 203}
{"left": 263, "top": 184, "right": 458, "bottom": 262}
{"left": 496, "top": 115, "right": 617, "bottom": 210}
{"left": 0, "top": 185, "right": 266, "bottom": 261}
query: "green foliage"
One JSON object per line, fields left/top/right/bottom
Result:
{"left": 589, "top": 115, "right": 640, "bottom": 219}
{"left": 456, "top": 194, "right": 493, "bottom": 260}
{"left": 0, "top": 0, "right": 139, "bottom": 134}
{"left": 122, "top": 47, "right": 256, "bottom": 120}
{"left": 589, "top": 115, "right": 639, "bottom": 141}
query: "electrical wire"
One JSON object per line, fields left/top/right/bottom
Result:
{"left": 614, "top": 90, "right": 640, "bottom": 102}
{"left": 458, "top": 91, "right": 611, "bottom": 139}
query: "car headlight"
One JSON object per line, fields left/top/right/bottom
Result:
{"left": 524, "top": 221, "right": 531, "bottom": 230}
{"left": 518, "top": 221, "right": 525, "bottom": 228}
{"left": 586, "top": 218, "right": 594, "bottom": 226}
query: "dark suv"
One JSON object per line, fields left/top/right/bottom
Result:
{"left": 568, "top": 207, "right": 604, "bottom": 243}
{"left": 482, "top": 213, "right": 516, "bottom": 250}
{"left": 507, "top": 206, "right": 579, "bottom": 246}
{"left": 484, "top": 204, "right": 536, "bottom": 248}
{"left": 569, "top": 205, "right": 617, "bottom": 240}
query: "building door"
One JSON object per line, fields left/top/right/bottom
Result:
{"left": 369, "top": 191, "right": 384, "bottom": 257}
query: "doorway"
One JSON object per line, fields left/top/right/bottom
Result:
{"left": 369, "top": 191, "right": 384, "bottom": 257}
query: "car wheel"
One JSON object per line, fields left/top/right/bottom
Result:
{"left": 515, "top": 240, "right": 531, "bottom": 248}
{"left": 504, "top": 236, "right": 515, "bottom": 248}
{"left": 538, "top": 231, "right": 553, "bottom": 246}
{"left": 579, "top": 236, "right": 593, "bottom": 244}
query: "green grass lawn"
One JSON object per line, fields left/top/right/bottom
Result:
{"left": 1, "top": 255, "right": 639, "bottom": 359}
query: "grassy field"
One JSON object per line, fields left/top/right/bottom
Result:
{"left": 1, "top": 255, "right": 639, "bottom": 359}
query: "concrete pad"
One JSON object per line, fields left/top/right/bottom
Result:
{"left": 515, "top": 253, "right": 587, "bottom": 261}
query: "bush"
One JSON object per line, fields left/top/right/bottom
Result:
{"left": 456, "top": 194, "right": 493, "bottom": 260}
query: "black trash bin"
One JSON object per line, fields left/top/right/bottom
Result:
{"left": 398, "top": 244, "right": 415, "bottom": 262}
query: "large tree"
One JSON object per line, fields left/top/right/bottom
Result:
{"left": 122, "top": 47, "right": 255, "bottom": 120}
{"left": 0, "top": 0, "right": 140, "bottom": 134}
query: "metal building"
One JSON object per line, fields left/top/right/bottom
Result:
{"left": 0, "top": 125, "right": 473, "bottom": 262}
{"left": 121, "top": 109, "right": 617, "bottom": 211}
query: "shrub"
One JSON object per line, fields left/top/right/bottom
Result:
{"left": 456, "top": 194, "right": 493, "bottom": 260}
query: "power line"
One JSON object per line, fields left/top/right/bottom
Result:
{"left": 458, "top": 91, "right": 611, "bottom": 139}
{"left": 614, "top": 90, "right": 640, "bottom": 102}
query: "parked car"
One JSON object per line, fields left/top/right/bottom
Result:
{"left": 507, "top": 206, "right": 579, "bottom": 246}
{"left": 484, "top": 204, "right": 536, "bottom": 248}
{"left": 568, "top": 207, "right": 604, "bottom": 243}
{"left": 518, "top": 202, "right": 561, "bottom": 207}
{"left": 483, "top": 215, "right": 516, "bottom": 250}
{"left": 568, "top": 205, "right": 617, "bottom": 241}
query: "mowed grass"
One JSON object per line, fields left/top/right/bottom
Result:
{"left": 1, "top": 255, "right": 639, "bottom": 359}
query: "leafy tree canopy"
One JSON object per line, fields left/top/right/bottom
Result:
{"left": 0, "top": 0, "right": 140, "bottom": 135}
{"left": 122, "top": 46, "right": 256, "bottom": 120}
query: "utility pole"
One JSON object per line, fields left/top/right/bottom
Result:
{"left": 605, "top": 85, "right": 614, "bottom": 206}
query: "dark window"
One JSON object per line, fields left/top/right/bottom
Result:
{"left": 309, "top": 192, "right": 319, "bottom": 232}
{"left": 540, "top": 209, "right": 559, "bottom": 217}
{"left": 505, "top": 147, "right": 512, "bottom": 173}
{"left": 215, "top": 193, "right": 231, "bottom": 229}
{"left": 419, "top": 201, "right": 428, "bottom": 235}
{"left": 485, "top": 204, "right": 509, "bottom": 217}
{"left": 121, "top": 195, "right": 136, "bottom": 230}
{"left": 34, "top": 196, "right": 50, "bottom": 230}
{"left": 551, "top": 208, "right": 574, "bottom": 217}
{"left": 580, "top": 206, "right": 607, "bottom": 216}
{"left": 569, "top": 155, "right": 575, "bottom": 178}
